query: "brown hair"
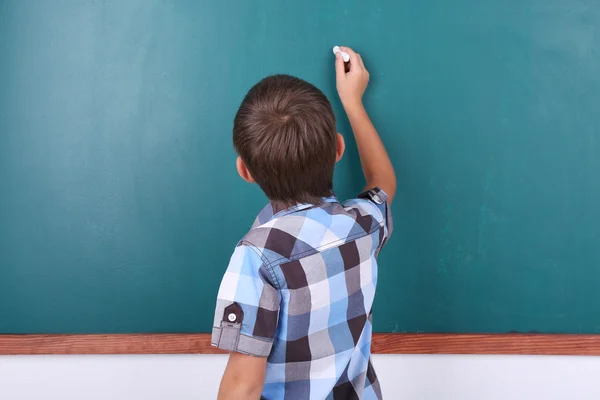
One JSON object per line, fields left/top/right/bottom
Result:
{"left": 233, "top": 74, "right": 337, "bottom": 208}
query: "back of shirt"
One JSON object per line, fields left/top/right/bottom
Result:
{"left": 212, "top": 188, "right": 392, "bottom": 400}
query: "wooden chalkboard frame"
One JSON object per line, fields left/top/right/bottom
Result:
{"left": 1, "top": 333, "right": 599, "bottom": 355}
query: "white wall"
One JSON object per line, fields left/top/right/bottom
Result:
{"left": 1, "top": 354, "right": 600, "bottom": 399}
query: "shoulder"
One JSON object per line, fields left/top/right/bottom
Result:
{"left": 344, "top": 188, "right": 388, "bottom": 218}
{"left": 343, "top": 187, "right": 393, "bottom": 239}
{"left": 219, "top": 244, "right": 280, "bottom": 298}
{"left": 228, "top": 244, "right": 265, "bottom": 269}
{"left": 221, "top": 244, "right": 269, "bottom": 285}
{"left": 238, "top": 214, "right": 307, "bottom": 267}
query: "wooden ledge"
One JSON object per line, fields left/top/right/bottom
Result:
{"left": 1, "top": 333, "right": 599, "bottom": 355}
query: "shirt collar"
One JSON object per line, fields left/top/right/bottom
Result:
{"left": 252, "top": 196, "right": 338, "bottom": 229}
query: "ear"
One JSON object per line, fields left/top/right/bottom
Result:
{"left": 236, "top": 156, "right": 255, "bottom": 183}
{"left": 335, "top": 133, "right": 345, "bottom": 163}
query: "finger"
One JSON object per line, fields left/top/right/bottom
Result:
{"left": 356, "top": 53, "right": 365, "bottom": 69}
{"left": 334, "top": 52, "right": 346, "bottom": 81}
{"left": 339, "top": 46, "right": 357, "bottom": 58}
{"left": 339, "top": 46, "right": 361, "bottom": 70}
{"left": 357, "top": 54, "right": 370, "bottom": 76}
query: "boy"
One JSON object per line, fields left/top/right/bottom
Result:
{"left": 212, "top": 46, "right": 396, "bottom": 400}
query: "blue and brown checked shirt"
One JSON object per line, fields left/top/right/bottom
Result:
{"left": 212, "top": 188, "right": 392, "bottom": 399}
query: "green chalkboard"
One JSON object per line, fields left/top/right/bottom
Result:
{"left": 1, "top": 0, "right": 599, "bottom": 335}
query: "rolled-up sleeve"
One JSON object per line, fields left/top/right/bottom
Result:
{"left": 212, "top": 245, "right": 280, "bottom": 357}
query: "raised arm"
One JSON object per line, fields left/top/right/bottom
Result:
{"left": 335, "top": 46, "right": 396, "bottom": 203}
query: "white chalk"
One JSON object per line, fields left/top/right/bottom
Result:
{"left": 332, "top": 46, "right": 350, "bottom": 62}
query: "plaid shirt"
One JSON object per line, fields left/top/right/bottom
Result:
{"left": 212, "top": 188, "right": 392, "bottom": 399}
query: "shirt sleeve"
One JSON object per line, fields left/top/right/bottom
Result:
{"left": 211, "top": 245, "right": 280, "bottom": 357}
{"left": 343, "top": 187, "right": 393, "bottom": 248}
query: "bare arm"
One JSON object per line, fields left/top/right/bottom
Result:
{"left": 217, "top": 352, "right": 266, "bottom": 400}
{"left": 335, "top": 46, "right": 397, "bottom": 203}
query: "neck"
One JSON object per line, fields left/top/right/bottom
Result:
{"left": 269, "top": 192, "right": 335, "bottom": 214}
{"left": 270, "top": 200, "right": 296, "bottom": 214}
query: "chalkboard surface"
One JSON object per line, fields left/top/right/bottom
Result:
{"left": 1, "top": 0, "right": 599, "bottom": 334}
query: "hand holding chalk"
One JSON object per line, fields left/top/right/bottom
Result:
{"left": 332, "top": 46, "right": 350, "bottom": 62}
{"left": 333, "top": 46, "right": 370, "bottom": 110}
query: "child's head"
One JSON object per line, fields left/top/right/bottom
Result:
{"left": 233, "top": 74, "right": 345, "bottom": 207}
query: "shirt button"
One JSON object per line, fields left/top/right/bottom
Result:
{"left": 372, "top": 194, "right": 383, "bottom": 204}
{"left": 227, "top": 313, "right": 237, "bottom": 322}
